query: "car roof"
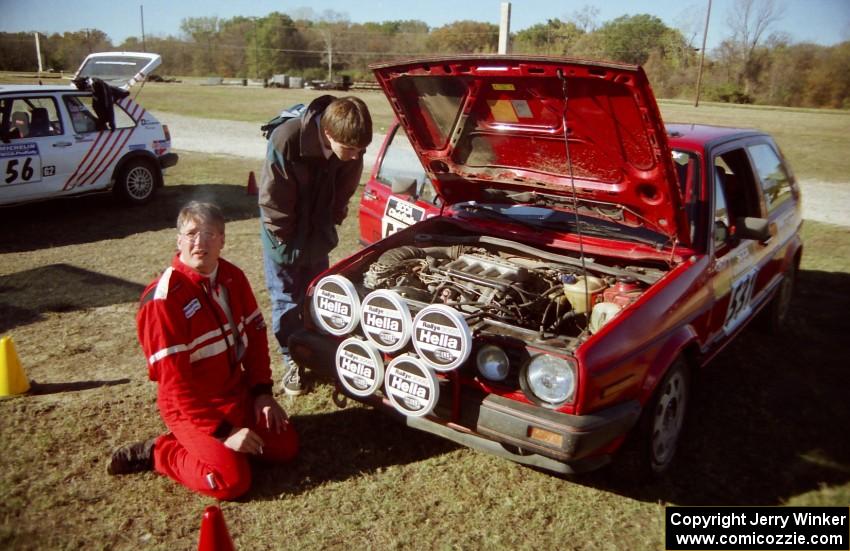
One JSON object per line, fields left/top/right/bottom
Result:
{"left": 0, "top": 84, "right": 79, "bottom": 95}
{"left": 666, "top": 123, "right": 766, "bottom": 151}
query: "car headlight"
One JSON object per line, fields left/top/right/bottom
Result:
{"left": 523, "top": 355, "right": 576, "bottom": 406}
{"left": 476, "top": 345, "right": 509, "bottom": 381}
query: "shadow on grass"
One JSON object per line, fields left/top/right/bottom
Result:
{"left": 249, "top": 407, "right": 459, "bottom": 500}
{"left": 253, "top": 268, "right": 849, "bottom": 505}
{"left": 29, "top": 378, "right": 131, "bottom": 395}
{"left": 0, "top": 264, "right": 145, "bottom": 333}
{"left": 0, "top": 183, "right": 258, "bottom": 254}
{"left": 568, "top": 268, "right": 850, "bottom": 504}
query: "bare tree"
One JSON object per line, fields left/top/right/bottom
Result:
{"left": 570, "top": 5, "right": 600, "bottom": 33}
{"left": 726, "top": 0, "right": 785, "bottom": 93}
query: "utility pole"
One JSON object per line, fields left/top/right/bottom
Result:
{"left": 140, "top": 5, "right": 146, "bottom": 52}
{"left": 252, "top": 17, "right": 260, "bottom": 80}
{"left": 327, "top": 33, "right": 333, "bottom": 83}
{"left": 498, "top": 2, "right": 511, "bottom": 55}
{"left": 694, "top": 0, "right": 712, "bottom": 107}
{"left": 34, "top": 33, "right": 43, "bottom": 84}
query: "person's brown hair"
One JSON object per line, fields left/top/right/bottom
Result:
{"left": 320, "top": 96, "right": 372, "bottom": 148}
{"left": 176, "top": 201, "right": 225, "bottom": 233}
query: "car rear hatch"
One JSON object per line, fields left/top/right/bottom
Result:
{"left": 74, "top": 52, "right": 162, "bottom": 90}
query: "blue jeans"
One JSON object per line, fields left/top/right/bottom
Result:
{"left": 262, "top": 246, "right": 329, "bottom": 353}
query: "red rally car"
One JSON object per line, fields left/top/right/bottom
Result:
{"left": 290, "top": 55, "right": 803, "bottom": 476}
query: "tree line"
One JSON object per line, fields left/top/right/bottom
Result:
{"left": 1, "top": 2, "right": 847, "bottom": 109}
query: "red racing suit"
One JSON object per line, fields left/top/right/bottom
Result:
{"left": 136, "top": 254, "right": 297, "bottom": 499}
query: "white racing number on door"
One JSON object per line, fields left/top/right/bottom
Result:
{"left": 1, "top": 143, "right": 42, "bottom": 186}
{"left": 723, "top": 268, "right": 758, "bottom": 334}
{"left": 381, "top": 196, "right": 426, "bottom": 238}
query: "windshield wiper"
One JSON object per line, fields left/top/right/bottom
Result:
{"left": 453, "top": 203, "right": 542, "bottom": 232}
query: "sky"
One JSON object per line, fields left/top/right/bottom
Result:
{"left": 1, "top": 0, "right": 849, "bottom": 52}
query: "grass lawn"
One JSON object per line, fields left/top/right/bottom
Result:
{"left": 0, "top": 76, "right": 849, "bottom": 549}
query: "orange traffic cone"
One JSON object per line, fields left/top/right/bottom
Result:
{"left": 0, "top": 336, "right": 30, "bottom": 396}
{"left": 246, "top": 171, "right": 258, "bottom": 196}
{"left": 198, "top": 505, "right": 235, "bottom": 551}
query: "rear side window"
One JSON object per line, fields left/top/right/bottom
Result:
{"left": 747, "top": 143, "right": 792, "bottom": 213}
{"left": 64, "top": 95, "right": 136, "bottom": 133}
{"left": 1, "top": 96, "right": 63, "bottom": 138}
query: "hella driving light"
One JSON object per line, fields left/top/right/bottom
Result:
{"left": 411, "top": 304, "right": 472, "bottom": 372}
{"left": 476, "top": 345, "right": 509, "bottom": 381}
{"left": 523, "top": 355, "right": 576, "bottom": 406}
{"left": 311, "top": 275, "right": 361, "bottom": 336}
{"left": 360, "top": 289, "right": 412, "bottom": 353}
{"left": 335, "top": 337, "right": 384, "bottom": 397}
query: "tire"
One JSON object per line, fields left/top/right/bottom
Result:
{"left": 114, "top": 158, "right": 158, "bottom": 205}
{"left": 764, "top": 262, "right": 796, "bottom": 333}
{"left": 612, "top": 359, "right": 690, "bottom": 479}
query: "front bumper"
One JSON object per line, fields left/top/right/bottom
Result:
{"left": 290, "top": 329, "right": 641, "bottom": 474}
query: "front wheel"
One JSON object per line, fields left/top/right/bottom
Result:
{"left": 613, "top": 359, "right": 690, "bottom": 479}
{"left": 114, "top": 159, "right": 159, "bottom": 205}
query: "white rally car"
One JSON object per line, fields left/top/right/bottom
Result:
{"left": 0, "top": 52, "right": 177, "bottom": 206}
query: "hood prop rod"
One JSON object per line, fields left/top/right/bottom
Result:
{"left": 558, "top": 68, "right": 591, "bottom": 331}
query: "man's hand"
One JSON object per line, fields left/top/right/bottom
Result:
{"left": 254, "top": 394, "right": 289, "bottom": 434}
{"left": 223, "top": 427, "right": 264, "bottom": 455}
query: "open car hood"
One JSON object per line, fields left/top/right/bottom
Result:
{"left": 371, "top": 55, "right": 689, "bottom": 246}
{"left": 74, "top": 52, "right": 162, "bottom": 90}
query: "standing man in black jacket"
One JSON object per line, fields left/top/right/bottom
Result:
{"left": 259, "top": 95, "right": 372, "bottom": 395}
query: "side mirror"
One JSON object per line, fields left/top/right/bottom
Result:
{"left": 391, "top": 177, "right": 418, "bottom": 198}
{"left": 734, "top": 216, "right": 770, "bottom": 242}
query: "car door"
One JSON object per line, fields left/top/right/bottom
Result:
{"left": 705, "top": 144, "right": 775, "bottom": 343}
{"left": 0, "top": 94, "right": 70, "bottom": 204}
{"left": 359, "top": 123, "right": 439, "bottom": 246}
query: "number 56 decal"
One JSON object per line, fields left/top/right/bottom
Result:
{"left": 0, "top": 143, "right": 42, "bottom": 186}
{"left": 723, "top": 268, "right": 757, "bottom": 333}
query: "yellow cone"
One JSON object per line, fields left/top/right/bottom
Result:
{"left": 0, "top": 336, "right": 30, "bottom": 396}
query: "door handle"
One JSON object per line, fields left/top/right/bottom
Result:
{"left": 53, "top": 142, "right": 73, "bottom": 147}
{"left": 363, "top": 189, "right": 377, "bottom": 200}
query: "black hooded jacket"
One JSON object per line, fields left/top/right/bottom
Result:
{"left": 258, "top": 95, "right": 363, "bottom": 266}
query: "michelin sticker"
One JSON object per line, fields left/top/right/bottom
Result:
{"left": 381, "top": 195, "right": 425, "bottom": 238}
{"left": 360, "top": 290, "right": 411, "bottom": 353}
{"left": 311, "top": 275, "right": 360, "bottom": 336}
{"left": 1, "top": 143, "right": 42, "bottom": 185}
{"left": 384, "top": 354, "right": 439, "bottom": 417}
{"left": 335, "top": 337, "right": 384, "bottom": 397}
{"left": 412, "top": 304, "right": 472, "bottom": 371}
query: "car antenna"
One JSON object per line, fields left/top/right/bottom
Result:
{"left": 133, "top": 77, "right": 147, "bottom": 101}
{"left": 557, "top": 68, "right": 590, "bottom": 330}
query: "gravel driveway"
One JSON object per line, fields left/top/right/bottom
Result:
{"left": 159, "top": 112, "right": 849, "bottom": 227}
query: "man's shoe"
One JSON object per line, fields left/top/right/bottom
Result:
{"left": 280, "top": 353, "right": 305, "bottom": 396}
{"left": 107, "top": 438, "right": 156, "bottom": 475}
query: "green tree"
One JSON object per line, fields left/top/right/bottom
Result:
{"left": 597, "top": 14, "right": 676, "bottom": 65}
{"left": 426, "top": 21, "right": 498, "bottom": 54}
{"left": 513, "top": 19, "right": 584, "bottom": 56}
{"left": 180, "top": 17, "right": 220, "bottom": 76}
{"left": 255, "top": 12, "right": 309, "bottom": 77}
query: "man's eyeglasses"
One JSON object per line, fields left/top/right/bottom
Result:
{"left": 180, "top": 230, "right": 219, "bottom": 242}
